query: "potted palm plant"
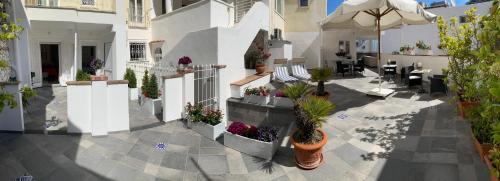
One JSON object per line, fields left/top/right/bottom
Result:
{"left": 311, "top": 68, "right": 332, "bottom": 100}
{"left": 284, "top": 82, "right": 335, "bottom": 169}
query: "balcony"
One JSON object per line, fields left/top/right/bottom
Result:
{"left": 24, "top": 0, "right": 116, "bottom": 13}
{"left": 127, "top": 8, "right": 151, "bottom": 28}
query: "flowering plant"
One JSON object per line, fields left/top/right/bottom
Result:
{"left": 275, "top": 90, "right": 287, "bottom": 97}
{"left": 178, "top": 56, "right": 192, "bottom": 65}
{"left": 244, "top": 86, "right": 270, "bottom": 96}
{"left": 257, "top": 126, "right": 278, "bottom": 142}
{"left": 185, "top": 102, "right": 223, "bottom": 126}
{"left": 89, "top": 57, "right": 103, "bottom": 72}
{"left": 227, "top": 122, "right": 248, "bottom": 136}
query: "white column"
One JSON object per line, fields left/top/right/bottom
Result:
{"left": 74, "top": 31, "right": 78, "bottom": 80}
{"left": 165, "top": 0, "right": 173, "bottom": 13}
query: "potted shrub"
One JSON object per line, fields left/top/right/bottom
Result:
{"left": 124, "top": 68, "right": 138, "bottom": 100}
{"left": 311, "top": 68, "right": 332, "bottom": 100}
{"left": 224, "top": 121, "right": 281, "bottom": 160}
{"left": 248, "top": 47, "right": 271, "bottom": 75}
{"left": 292, "top": 96, "right": 335, "bottom": 169}
{"left": 178, "top": 56, "right": 192, "bottom": 73}
{"left": 438, "top": 9, "right": 482, "bottom": 118}
{"left": 0, "top": 60, "right": 10, "bottom": 82}
{"left": 415, "top": 40, "right": 433, "bottom": 55}
{"left": 485, "top": 148, "right": 500, "bottom": 181}
{"left": 471, "top": 118, "right": 494, "bottom": 162}
{"left": 271, "top": 90, "right": 293, "bottom": 108}
{"left": 143, "top": 73, "right": 161, "bottom": 115}
{"left": 243, "top": 86, "right": 270, "bottom": 105}
{"left": 185, "top": 103, "right": 225, "bottom": 140}
{"left": 399, "top": 45, "right": 415, "bottom": 55}
{"left": 283, "top": 82, "right": 335, "bottom": 169}
{"left": 76, "top": 69, "right": 91, "bottom": 81}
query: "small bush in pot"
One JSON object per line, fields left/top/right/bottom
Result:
{"left": 76, "top": 70, "right": 91, "bottom": 81}
{"left": 185, "top": 103, "right": 224, "bottom": 140}
{"left": 123, "top": 68, "right": 137, "bottom": 89}
{"left": 147, "top": 74, "right": 159, "bottom": 99}
{"left": 311, "top": 68, "right": 332, "bottom": 99}
{"left": 244, "top": 86, "right": 270, "bottom": 105}
{"left": 141, "top": 70, "right": 149, "bottom": 95}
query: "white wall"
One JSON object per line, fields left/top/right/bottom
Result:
{"left": 286, "top": 32, "right": 321, "bottom": 68}
{"left": 0, "top": 84, "right": 24, "bottom": 132}
{"left": 381, "top": 2, "right": 493, "bottom": 54}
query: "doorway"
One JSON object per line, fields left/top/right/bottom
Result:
{"left": 40, "top": 44, "right": 60, "bottom": 85}
{"left": 82, "top": 46, "right": 96, "bottom": 74}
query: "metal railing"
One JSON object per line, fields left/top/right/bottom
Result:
{"left": 24, "top": 0, "right": 116, "bottom": 12}
{"left": 126, "top": 61, "right": 177, "bottom": 89}
{"left": 194, "top": 65, "right": 219, "bottom": 110}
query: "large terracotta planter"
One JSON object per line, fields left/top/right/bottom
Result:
{"left": 255, "top": 64, "right": 266, "bottom": 75}
{"left": 472, "top": 134, "right": 493, "bottom": 162}
{"left": 291, "top": 129, "right": 328, "bottom": 169}
{"left": 484, "top": 155, "right": 500, "bottom": 181}
{"left": 457, "top": 100, "right": 480, "bottom": 118}
{"left": 311, "top": 91, "right": 330, "bottom": 100}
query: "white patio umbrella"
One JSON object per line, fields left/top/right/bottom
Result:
{"left": 321, "top": 0, "right": 437, "bottom": 97}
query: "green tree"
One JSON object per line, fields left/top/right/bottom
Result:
{"left": 148, "top": 74, "right": 159, "bottom": 99}
{"left": 0, "top": 0, "right": 24, "bottom": 113}
{"left": 141, "top": 70, "right": 149, "bottom": 94}
{"left": 123, "top": 68, "right": 137, "bottom": 88}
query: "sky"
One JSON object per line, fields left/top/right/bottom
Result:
{"left": 327, "top": 0, "right": 469, "bottom": 14}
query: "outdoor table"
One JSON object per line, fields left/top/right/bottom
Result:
{"left": 411, "top": 69, "right": 432, "bottom": 93}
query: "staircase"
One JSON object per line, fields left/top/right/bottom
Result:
{"left": 235, "top": 0, "right": 260, "bottom": 23}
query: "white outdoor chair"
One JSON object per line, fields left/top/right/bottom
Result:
{"left": 274, "top": 66, "right": 298, "bottom": 82}
{"left": 291, "top": 64, "right": 311, "bottom": 80}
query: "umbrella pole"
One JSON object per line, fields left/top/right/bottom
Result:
{"left": 377, "top": 16, "right": 382, "bottom": 90}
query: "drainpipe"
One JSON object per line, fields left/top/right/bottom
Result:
{"left": 74, "top": 30, "right": 78, "bottom": 80}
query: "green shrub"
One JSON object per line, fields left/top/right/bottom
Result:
{"left": 295, "top": 96, "right": 335, "bottom": 144}
{"left": 147, "top": 74, "right": 159, "bottom": 99}
{"left": 141, "top": 70, "right": 149, "bottom": 94}
{"left": 311, "top": 68, "right": 332, "bottom": 96}
{"left": 76, "top": 70, "right": 91, "bottom": 81}
{"left": 123, "top": 68, "right": 137, "bottom": 88}
{"left": 20, "top": 86, "right": 36, "bottom": 108}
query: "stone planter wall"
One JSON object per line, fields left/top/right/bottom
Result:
{"left": 243, "top": 95, "right": 270, "bottom": 105}
{"left": 189, "top": 120, "right": 225, "bottom": 140}
{"left": 271, "top": 97, "right": 293, "bottom": 108}
{"left": 223, "top": 129, "right": 281, "bottom": 160}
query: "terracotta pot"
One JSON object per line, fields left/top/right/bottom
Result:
{"left": 291, "top": 129, "right": 328, "bottom": 170}
{"left": 472, "top": 134, "right": 493, "bottom": 162}
{"left": 311, "top": 91, "right": 330, "bottom": 100}
{"left": 255, "top": 64, "right": 266, "bottom": 75}
{"left": 457, "top": 100, "right": 480, "bottom": 118}
{"left": 484, "top": 155, "right": 500, "bottom": 181}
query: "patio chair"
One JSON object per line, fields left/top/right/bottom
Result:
{"left": 274, "top": 66, "right": 298, "bottom": 82}
{"left": 353, "top": 60, "right": 365, "bottom": 75}
{"left": 429, "top": 75, "right": 447, "bottom": 95}
{"left": 336, "top": 61, "right": 349, "bottom": 77}
{"left": 384, "top": 66, "right": 396, "bottom": 80}
{"left": 407, "top": 66, "right": 422, "bottom": 88}
{"left": 291, "top": 64, "right": 311, "bottom": 80}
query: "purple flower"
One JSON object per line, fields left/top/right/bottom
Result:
{"left": 178, "top": 56, "right": 192, "bottom": 65}
{"left": 89, "top": 57, "right": 103, "bottom": 71}
{"left": 257, "top": 127, "right": 278, "bottom": 142}
{"left": 227, "top": 121, "right": 248, "bottom": 136}
{"left": 275, "top": 90, "right": 286, "bottom": 97}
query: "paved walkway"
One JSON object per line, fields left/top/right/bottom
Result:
{"left": 0, "top": 70, "right": 489, "bottom": 181}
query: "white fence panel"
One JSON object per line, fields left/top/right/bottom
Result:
{"left": 194, "top": 65, "right": 219, "bottom": 110}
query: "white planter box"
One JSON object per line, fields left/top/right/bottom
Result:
{"left": 189, "top": 120, "right": 225, "bottom": 140}
{"left": 145, "top": 98, "right": 162, "bottom": 115}
{"left": 129, "top": 88, "right": 139, "bottom": 100}
{"left": 417, "top": 49, "right": 433, "bottom": 55}
{"left": 243, "top": 95, "right": 270, "bottom": 105}
{"left": 404, "top": 50, "right": 415, "bottom": 55}
{"left": 271, "top": 97, "right": 293, "bottom": 108}
{"left": 223, "top": 129, "right": 281, "bottom": 160}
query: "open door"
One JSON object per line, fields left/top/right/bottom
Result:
{"left": 40, "top": 44, "right": 60, "bottom": 86}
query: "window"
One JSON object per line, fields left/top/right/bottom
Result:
{"left": 129, "top": 0, "right": 144, "bottom": 23}
{"left": 275, "top": 0, "right": 283, "bottom": 15}
{"left": 154, "top": 48, "right": 162, "bottom": 62}
{"left": 81, "top": 0, "right": 95, "bottom": 6}
{"left": 299, "top": 0, "right": 309, "bottom": 7}
{"left": 130, "top": 42, "right": 146, "bottom": 61}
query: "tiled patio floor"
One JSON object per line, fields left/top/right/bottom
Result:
{"left": 0, "top": 70, "right": 489, "bottom": 181}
